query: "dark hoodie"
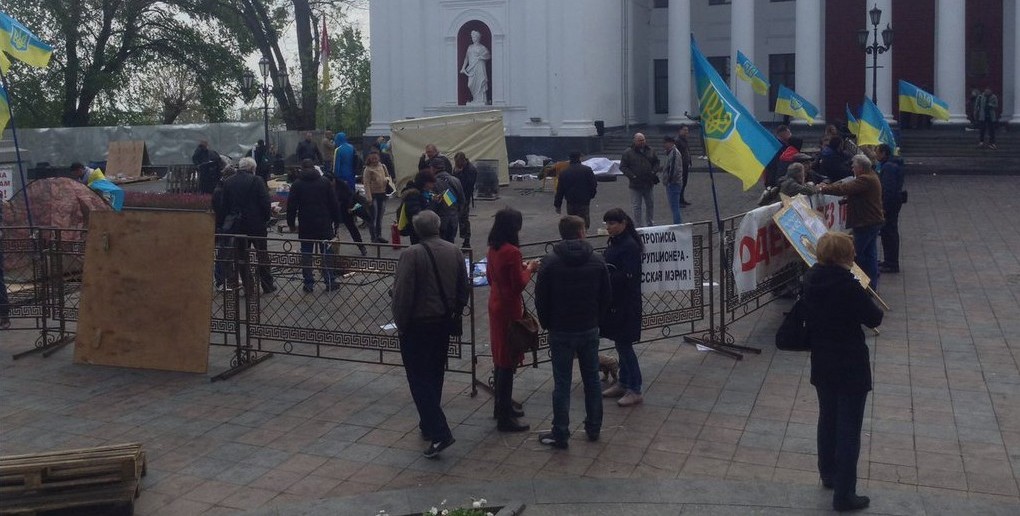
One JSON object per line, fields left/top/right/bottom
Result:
{"left": 286, "top": 167, "right": 340, "bottom": 240}
{"left": 878, "top": 157, "right": 904, "bottom": 208}
{"left": 801, "top": 264, "right": 883, "bottom": 393}
{"left": 535, "top": 239, "right": 612, "bottom": 332}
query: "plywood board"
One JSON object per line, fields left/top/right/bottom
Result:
{"left": 74, "top": 210, "right": 215, "bottom": 373}
{"left": 105, "top": 141, "right": 150, "bottom": 178}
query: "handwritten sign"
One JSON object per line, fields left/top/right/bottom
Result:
{"left": 637, "top": 224, "right": 695, "bottom": 293}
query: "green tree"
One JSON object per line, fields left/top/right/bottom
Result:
{"left": 321, "top": 25, "right": 370, "bottom": 137}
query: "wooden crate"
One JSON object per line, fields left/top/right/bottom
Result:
{"left": 0, "top": 443, "right": 146, "bottom": 515}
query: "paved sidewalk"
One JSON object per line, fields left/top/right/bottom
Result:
{"left": 1, "top": 173, "right": 1019, "bottom": 515}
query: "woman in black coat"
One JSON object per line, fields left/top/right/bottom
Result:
{"left": 599, "top": 208, "right": 644, "bottom": 407}
{"left": 801, "top": 231, "right": 883, "bottom": 512}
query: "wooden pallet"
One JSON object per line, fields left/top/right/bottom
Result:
{"left": 0, "top": 443, "right": 146, "bottom": 515}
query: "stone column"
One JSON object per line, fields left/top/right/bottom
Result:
{"left": 665, "top": 0, "right": 692, "bottom": 125}
{"left": 795, "top": 0, "right": 825, "bottom": 123}
{"left": 730, "top": 0, "right": 756, "bottom": 113}
{"left": 873, "top": 0, "right": 894, "bottom": 118}
{"left": 1011, "top": 0, "right": 1020, "bottom": 123}
{"left": 935, "top": 0, "right": 969, "bottom": 123}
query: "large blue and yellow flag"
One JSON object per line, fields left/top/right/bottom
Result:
{"left": 774, "top": 85, "right": 820, "bottom": 125}
{"left": 898, "top": 80, "right": 950, "bottom": 121}
{"left": 735, "top": 51, "right": 769, "bottom": 96}
{"left": 857, "top": 97, "right": 897, "bottom": 153}
{"left": 0, "top": 12, "right": 53, "bottom": 72}
{"left": 692, "top": 37, "right": 780, "bottom": 190}
{"left": 0, "top": 85, "right": 10, "bottom": 133}
{"left": 845, "top": 104, "right": 860, "bottom": 135}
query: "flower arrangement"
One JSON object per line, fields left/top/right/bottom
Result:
{"left": 377, "top": 498, "right": 495, "bottom": 516}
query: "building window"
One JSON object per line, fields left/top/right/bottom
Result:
{"left": 709, "top": 0, "right": 731, "bottom": 5}
{"left": 654, "top": 0, "right": 668, "bottom": 8}
{"left": 707, "top": 56, "right": 730, "bottom": 86}
{"left": 769, "top": 53, "right": 795, "bottom": 108}
{"left": 654, "top": 59, "right": 669, "bottom": 114}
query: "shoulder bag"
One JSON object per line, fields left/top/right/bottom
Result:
{"left": 775, "top": 298, "right": 811, "bottom": 351}
{"left": 422, "top": 243, "right": 463, "bottom": 336}
{"left": 507, "top": 298, "right": 540, "bottom": 356}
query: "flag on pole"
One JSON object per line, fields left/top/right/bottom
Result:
{"left": 320, "top": 18, "right": 330, "bottom": 92}
{"left": 898, "top": 80, "right": 950, "bottom": 121}
{"left": 0, "top": 12, "right": 53, "bottom": 72}
{"left": 857, "top": 96, "right": 898, "bottom": 153}
{"left": 735, "top": 50, "right": 770, "bottom": 96}
{"left": 845, "top": 104, "right": 860, "bottom": 135}
{"left": 691, "top": 36, "right": 780, "bottom": 191}
{"left": 0, "top": 84, "right": 10, "bottom": 133}
{"left": 774, "top": 85, "right": 820, "bottom": 125}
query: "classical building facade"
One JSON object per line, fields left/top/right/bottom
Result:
{"left": 367, "top": 0, "right": 1019, "bottom": 148}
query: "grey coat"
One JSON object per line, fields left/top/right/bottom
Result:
{"left": 391, "top": 236, "right": 470, "bottom": 332}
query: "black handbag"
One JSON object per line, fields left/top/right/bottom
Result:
{"left": 775, "top": 298, "right": 811, "bottom": 351}
{"left": 422, "top": 244, "right": 463, "bottom": 337}
{"left": 507, "top": 301, "right": 540, "bottom": 355}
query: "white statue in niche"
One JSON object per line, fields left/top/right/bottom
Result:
{"left": 460, "top": 30, "right": 491, "bottom": 105}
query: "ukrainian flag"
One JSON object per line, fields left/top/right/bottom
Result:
{"left": 735, "top": 51, "right": 770, "bottom": 96}
{"left": 845, "top": 104, "right": 860, "bottom": 135}
{"left": 692, "top": 37, "right": 780, "bottom": 191}
{"left": 0, "top": 12, "right": 53, "bottom": 72}
{"left": 857, "top": 97, "right": 898, "bottom": 153}
{"left": 442, "top": 188, "right": 457, "bottom": 207}
{"left": 774, "top": 85, "right": 820, "bottom": 125}
{"left": 0, "top": 84, "right": 9, "bottom": 133}
{"left": 898, "top": 80, "right": 950, "bottom": 121}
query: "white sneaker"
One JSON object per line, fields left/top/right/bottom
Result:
{"left": 602, "top": 383, "right": 625, "bottom": 398}
{"left": 617, "top": 391, "right": 644, "bottom": 407}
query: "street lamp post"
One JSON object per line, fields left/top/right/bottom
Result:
{"left": 242, "top": 56, "right": 289, "bottom": 148}
{"left": 857, "top": 4, "right": 893, "bottom": 104}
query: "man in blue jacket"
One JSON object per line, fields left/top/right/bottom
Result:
{"left": 332, "top": 132, "right": 358, "bottom": 189}
{"left": 876, "top": 144, "right": 903, "bottom": 274}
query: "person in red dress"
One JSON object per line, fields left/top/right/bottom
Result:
{"left": 486, "top": 207, "right": 538, "bottom": 432}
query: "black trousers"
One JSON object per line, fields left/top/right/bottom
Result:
{"left": 880, "top": 202, "right": 901, "bottom": 269}
{"left": 979, "top": 119, "right": 997, "bottom": 144}
{"left": 566, "top": 202, "right": 591, "bottom": 229}
{"left": 399, "top": 320, "right": 452, "bottom": 442}
{"left": 815, "top": 386, "right": 868, "bottom": 503}
{"left": 230, "top": 235, "right": 274, "bottom": 293}
{"left": 458, "top": 205, "right": 471, "bottom": 243}
{"left": 678, "top": 165, "right": 690, "bottom": 202}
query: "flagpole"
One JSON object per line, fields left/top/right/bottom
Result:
{"left": 0, "top": 67, "right": 34, "bottom": 228}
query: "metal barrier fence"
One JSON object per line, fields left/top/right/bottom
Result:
{"left": 2, "top": 213, "right": 798, "bottom": 385}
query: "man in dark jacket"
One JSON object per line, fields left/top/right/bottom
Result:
{"left": 295, "top": 131, "right": 323, "bottom": 164}
{"left": 221, "top": 157, "right": 276, "bottom": 295}
{"left": 417, "top": 143, "right": 454, "bottom": 174}
{"left": 535, "top": 215, "right": 612, "bottom": 449}
{"left": 553, "top": 151, "right": 597, "bottom": 229}
{"left": 330, "top": 171, "right": 369, "bottom": 256}
{"left": 391, "top": 210, "right": 470, "bottom": 459}
{"left": 430, "top": 158, "right": 466, "bottom": 244}
{"left": 619, "top": 133, "right": 660, "bottom": 227}
{"left": 676, "top": 125, "right": 693, "bottom": 205}
{"left": 876, "top": 144, "right": 903, "bottom": 274}
{"left": 398, "top": 170, "right": 437, "bottom": 245}
{"left": 288, "top": 159, "right": 342, "bottom": 292}
{"left": 192, "top": 140, "right": 220, "bottom": 194}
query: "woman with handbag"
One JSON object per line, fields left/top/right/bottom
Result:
{"left": 599, "top": 208, "right": 645, "bottom": 407}
{"left": 802, "top": 231, "right": 883, "bottom": 512}
{"left": 486, "top": 207, "right": 538, "bottom": 432}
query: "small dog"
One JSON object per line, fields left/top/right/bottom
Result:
{"left": 598, "top": 354, "right": 619, "bottom": 383}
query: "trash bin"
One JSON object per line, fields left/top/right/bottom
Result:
{"left": 474, "top": 159, "right": 500, "bottom": 200}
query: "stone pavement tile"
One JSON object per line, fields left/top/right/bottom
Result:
{"left": 697, "top": 425, "right": 743, "bottom": 446}
{"left": 383, "top": 469, "right": 442, "bottom": 490}
{"left": 215, "top": 463, "right": 271, "bottom": 485}
{"left": 152, "top": 497, "right": 212, "bottom": 516}
{"left": 732, "top": 445, "right": 779, "bottom": 467}
{"left": 134, "top": 490, "right": 176, "bottom": 515}
{"left": 678, "top": 455, "right": 729, "bottom": 479}
{"left": 177, "top": 455, "right": 238, "bottom": 480}
{"left": 914, "top": 436, "right": 961, "bottom": 455}
{"left": 637, "top": 450, "right": 686, "bottom": 474}
{"left": 183, "top": 479, "right": 241, "bottom": 505}
{"left": 869, "top": 446, "right": 917, "bottom": 467}
{"left": 247, "top": 468, "right": 305, "bottom": 491}
{"left": 584, "top": 458, "right": 635, "bottom": 478}
{"left": 356, "top": 427, "right": 406, "bottom": 448}
{"left": 966, "top": 472, "right": 1020, "bottom": 496}
{"left": 283, "top": 473, "right": 343, "bottom": 497}
{"left": 238, "top": 447, "right": 292, "bottom": 469}
{"left": 776, "top": 451, "right": 816, "bottom": 472}
{"left": 915, "top": 451, "right": 964, "bottom": 472}
{"left": 724, "top": 462, "right": 774, "bottom": 481}
{"left": 960, "top": 440, "right": 1010, "bottom": 461}
{"left": 288, "top": 418, "right": 339, "bottom": 439}
{"left": 689, "top": 439, "right": 736, "bottom": 461}
{"left": 350, "top": 463, "right": 406, "bottom": 486}
{"left": 200, "top": 506, "right": 242, "bottom": 515}
{"left": 870, "top": 432, "right": 914, "bottom": 450}
{"left": 500, "top": 446, "right": 553, "bottom": 470}
{"left": 310, "top": 457, "right": 364, "bottom": 480}
{"left": 867, "top": 479, "right": 919, "bottom": 493}
{"left": 275, "top": 452, "right": 329, "bottom": 473}
{"left": 649, "top": 435, "right": 695, "bottom": 455}
{"left": 916, "top": 468, "right": 969, "bottom": 490}
{"left": 771, "top": 466, "right": 819, "bottom": 486}
{"left": 780, "top": 436, "right": 816, "bottom": 455}
{"left": 204, "top": 441, "right": 262, "bottom": 462}
{"left": 597, "top": 443, "right": 646, "bottom": 466}
{"left": 749, "top": 403, "right": 792, "bottom": 421}
{"left": 148, "top": 472, "right": 207, "bottom": 498}
{"left": 868, "top": 462, "right": 918, "bottom": 485}
{"left": 265, "top": 431, "right": 320, "bottom": 453}
{"left": 540, "top": 453, "right": 594, "bottom": 476}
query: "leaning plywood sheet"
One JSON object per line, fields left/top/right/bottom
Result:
{"left": 74, "top": 210, "right": 214, "bottom": 373}
{"left": 105, "top": 140, "right": 151, "bottom": 178}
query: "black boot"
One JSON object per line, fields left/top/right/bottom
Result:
{"left": 491, "top": 368, "right": 524, "bottom": 419}
{"left": 495, "top": 367, "right": 529, "bottom": 433}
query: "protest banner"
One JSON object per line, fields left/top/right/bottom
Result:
{"left": 772, "top": 196, "right": 871, "bottom": 289}
{"left": 0, "top": 165, "right": 12, "bottom": 202}
{"left": 732, "top": 203, "right": 798, "bottom": 294}
{"left": 637, "top": 224, "right": 695, "bottom": 293}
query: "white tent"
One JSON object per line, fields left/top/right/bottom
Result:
{"left": 390, "top": 111, "right": 510, "bottom": 184}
